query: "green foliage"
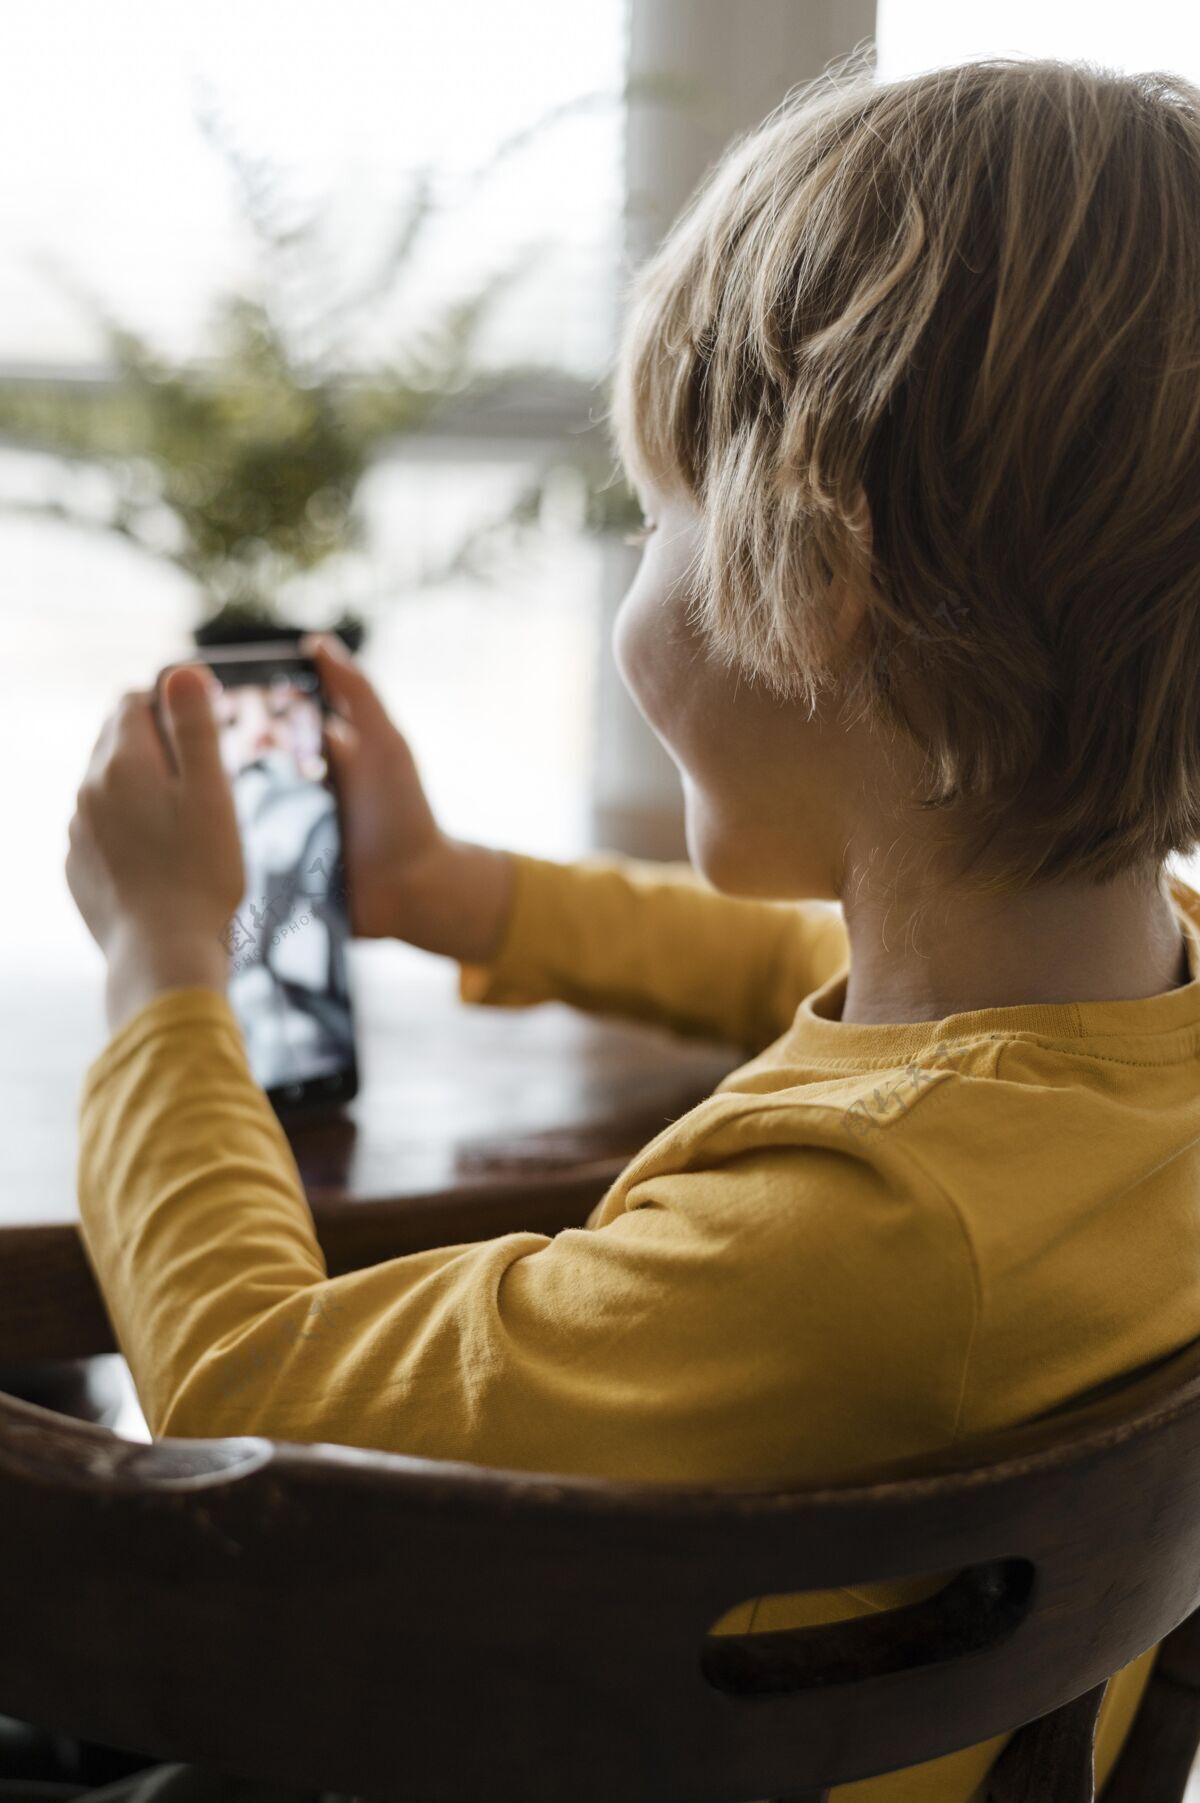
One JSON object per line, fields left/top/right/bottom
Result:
{"left": 0, "top": 86, "right": 652, "bottom": 633}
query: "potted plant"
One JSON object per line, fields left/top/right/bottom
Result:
{"left": 0, "top": 81, "right": 692, "bottom": 858}
{"left": 0, "top": 99, "right": 609, "bottom": 649}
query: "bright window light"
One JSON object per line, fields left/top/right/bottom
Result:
{"left": 876, "top": 0, "right": 1200, "bottom": 81}
{"left": 0, "top": 0, "right": 625, "bottom": 374}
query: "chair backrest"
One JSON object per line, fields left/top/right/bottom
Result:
{"left": 3, "top": 1333, "right": 1200, "bottom": 1803}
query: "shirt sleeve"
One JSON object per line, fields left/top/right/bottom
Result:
{"left": 76, "top": 987, "right": 973, "bottom": 1486}
{"left": 459, "top": 851, "right": 849, "bottom": 1054}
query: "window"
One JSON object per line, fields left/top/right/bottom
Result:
{"left": 876, "top": 0, "right": 1200, "bottom": 81}
{"left": 0, "top": 0, "right": 625, "bottom": 373}
{"left": 0, "top": 0, "right": 628, "bottom": 977}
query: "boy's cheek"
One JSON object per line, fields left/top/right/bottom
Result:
{"left": 611, "top": 582, "right": 660, "bottom": 721}
{"left": 612, "top": 564, "right": 697, "bottom": 724}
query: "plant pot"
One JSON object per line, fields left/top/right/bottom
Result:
{"left": 191, "top": 614, "right": 366, "bottom": 653}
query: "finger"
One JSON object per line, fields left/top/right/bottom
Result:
{"left": 83, "top": 712, "right": 117, "bottom": 786}
{"left": 301, "top": 634, "right": 393, "bottom": 737}
{"left": 111, "top": 690, "right": 170, "bottom": 772}
{"left": 162, "top": 665, "right": 225, "bottom": 788}
{"left": 82, "top": 685, "right": 150, "bottom": 786}
{"left": 155, "top": 664, "right": 221, "bottom": 706}
{"left": 153, "top": 665, "right": 221, "bottom": 757}
{"left": 321, "top": 712, "right": 359, "bottom": 781}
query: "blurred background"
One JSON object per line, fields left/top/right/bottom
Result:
{"left": 4, "top": 0, "right": 1200, "bottom": 989}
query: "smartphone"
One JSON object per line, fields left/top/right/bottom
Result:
{"left": 155, "top": 641, "right": 359, "bottom": 1122}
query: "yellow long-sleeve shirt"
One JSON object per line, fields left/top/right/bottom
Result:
{"left": 76, "top": 849, "right": 1200, "bottom": 1800}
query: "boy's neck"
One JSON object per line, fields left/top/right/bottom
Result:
{"left": 838, "top": 865, "right": 1189, "bottom": 1025}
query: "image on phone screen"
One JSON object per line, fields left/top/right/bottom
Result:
{"left": 210, "top": 662, "right": 356, "bottom": 1105}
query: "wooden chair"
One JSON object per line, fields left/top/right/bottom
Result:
{"left": 2, "top": 1333, "right": 1200, "bottom": 1803}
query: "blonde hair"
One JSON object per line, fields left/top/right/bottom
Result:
{"left": 607, "top": 50, "right": 1200, "bottom": 895}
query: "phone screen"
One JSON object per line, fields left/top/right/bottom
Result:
{"left": 207, "top": 654, "right": 357, "bottom": 1113}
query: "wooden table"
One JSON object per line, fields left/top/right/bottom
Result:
{"left": 0, "top": 942, "right": 742, "bottom": 1361}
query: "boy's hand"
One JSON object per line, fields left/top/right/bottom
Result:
{"left": 66, "top": 667, "right": 244, "bottom": 1032}
{"left": 302, "top": 633, "right": 450, "bottom": 939}
{"left": 302, "top": 633, "right": 516, "bottom": 963}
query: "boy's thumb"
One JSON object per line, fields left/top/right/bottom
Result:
{"left": 164, "top": 666, "right": 222, "bottom": 785}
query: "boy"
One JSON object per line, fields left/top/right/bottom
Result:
{"left": 59, "top": 50, "right": 1200, "bottom": 1802}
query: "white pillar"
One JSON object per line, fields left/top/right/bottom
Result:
{"left": 589, "top": 0, "right": 878, "bottom": 862}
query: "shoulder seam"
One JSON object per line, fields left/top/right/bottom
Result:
{"left": 729, "top": 1072, "right": 988, "bottom": 1445}
{"left": 863, "top": 1093, "right": 987, "bottom": 1447}
{"left": 624, "top": 1084, "right": 985, "bottom": 1444}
